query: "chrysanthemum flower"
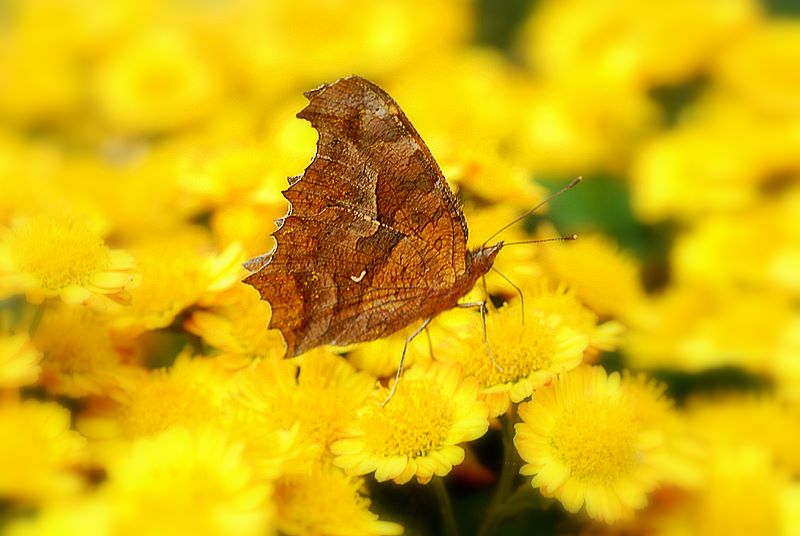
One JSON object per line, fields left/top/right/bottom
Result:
{"left": 436, "top": 300, "right": 587, "bottom": 417}
{"left": 103, "top": 427, "right": 272, "bottom": 536}
{"left": 686, "top": 394, "right": 800, "bottom": 476}
{"left": 93, "top": 26, "right": 222, "bottom": 133}
{"left": 522, "top": 280, "right": 625, "bottom": 355}
{"left": 185, "top": 283, "right": 285, "bottom": 359}
{"left": 332, "top": 361, "right": 489, "bottom": 485}
{"left": 77, "top": 353, "right": 232, "bottom": 464}
{"left": 34, "top": 304, "right": 141, "bottom": 397}
{"left": 5, "top": 496, "right": 113, "bottom": 536}
{"left": 0, "top": 399, "right": 87, "bottom": 502}
{"left": 0, "top": 216, "right": 135, "bottom": 308}
{"left": 0, "top": 333, "right": 41, "bottom": 388}
{"left": 234, "top": 349, "right": 375, "bottom": 457}
{"left": 692, "top": 446, "right": 787, "bottom": 536}
{"left": 274, "top": 464, "right": 403, "bottom": 536}
{"left": 347, "top": 322, "right": 433, "bottom": 378}
{"left": 536, "top": 228, "right": 645, "bottom": 320}
{"left": 114, "top": 237, "right": 244, "bottom": 333}
{"left": 514, "top": 365, "right": 667, "bottom": 523}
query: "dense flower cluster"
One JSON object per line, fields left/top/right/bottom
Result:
{"left": 1, "top": 0, "right": 798, "bottom": 533}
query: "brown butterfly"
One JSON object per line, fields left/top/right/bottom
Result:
{"left": 243, "top": 76, "right": 502, "bottom": 357}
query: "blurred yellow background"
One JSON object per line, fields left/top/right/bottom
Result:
{"left": 1, "top": 0, "right": 799, "bottom": 534}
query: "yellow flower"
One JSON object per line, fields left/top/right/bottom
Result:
{"left": 114, "top": 236, "right": 244, "bottom": 333}
{"left": 274, "top": 464, "right": 403, "bottom": 536}
{"left": 514, "top": 365, "right": 667, "bottom": 523}
{"left": 692, "top": 446, "right": 786, "bottom": 536}
{"left": 234, "top": 350, "right": 375, "bottom": 456}
{"left": 512, "top": 80, "right": 658, "bottom": 175}
{"left": 441, "top": 141, "right": 548, "bottom": 211}
{"left": 522, "top": 280, "right": 625, "bottom": 356}
{"left": 714, "top": 20, "right": 800, "bottom": 117}
{"left": 624, "top": 285, "right": 791, "bottom": 374}
{"left": 93, "top": 26, "right": 222, "bottom": 133}
{"left": 0, "top": 216, "right": 135, "bottom": 308}
{"left": 332, "top": 361, "right": 488, "bottom": 485}
{"left": 185, "top": 283, "right": 285, "bottom": 359}
{"left": 34, "top": 304, "right": 142, "bottom": 397}
{"left": 103, "top": 427, "right": 272, "bottom": 536}
{"left": 0, "top": 333, "right": 41, "bottom": 388}
{"left": 686, "top": 394, "right": 800, "bottom": 476}
{"left": 536, "top": 228, "right": 645, "bottom": 320}
{"left": 520, "top": 0, "right": 758, "bottom": 87}
{"left": 436, "top": 300, "right": 587, "bottom": 417}
{"left": 77, "top": 353, "right": 232, "bottom": 464}
{"left": 6, "top": 496, "right": 113, "bottom": 536}
{"left": 672, "top": 189, "right": 800, "bottom": 297}
{"left": 347, "top": 321, "right": 433, "bottom": 378}
{"left": 0, "top": 399, "right": 87, "bottom": 502}
{"left": 0, "top": 33, "right": 80, "bottom": 124}
{"left": 630, "top": 97, "right": 800, "bottom": 222}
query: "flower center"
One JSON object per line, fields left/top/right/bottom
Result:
{"left": 468, "top": 319, "right": 556, "bottom": 387}
{"left": 549, "top": 394, "right": 637, "bottom": 484}
{"left": 122, "top": 377, "right": 218, "bottom": 438}
{"left": 9, "top": 218, "right": 111, "bottom": 290}
{"left": 363, "top": 379, "right": 454, "bottom": 458}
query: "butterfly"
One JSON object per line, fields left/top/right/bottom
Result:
{"left": 243, "top": 76, "right": 504, "bottom": 364}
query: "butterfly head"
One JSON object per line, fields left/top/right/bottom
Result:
{"left": 468, "top": 241, "right": 504, "bottom": 276}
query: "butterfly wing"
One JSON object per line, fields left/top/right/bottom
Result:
{"left": 243, "top": 76, "right": 469, "bottom": 356}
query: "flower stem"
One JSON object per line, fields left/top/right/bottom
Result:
{"left": 431, "top": 476, "right": 458, "bottom": 536}
{"left": 478, "top": 408, "right": 521, "bottom": 535}
{"left": 28, "top": 301, "right": 47, "bottom": 337}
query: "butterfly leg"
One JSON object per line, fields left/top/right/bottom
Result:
{"left": 456, "top": 301, "right": 503, "bottom": 373}
{"left": 490, "top": 266, "right": 525, "bottom": 325}
{"left": 382, "top": 317, "right": 433, "bottom": 407}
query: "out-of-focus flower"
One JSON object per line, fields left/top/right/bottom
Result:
{"left": 515, "top": 365, "right": 669, "bottom": 523}
{"left": 221, "top": 0, "right": 472, "bottom": 99}
{"left": 624, "top": 285, "right": 791, "bottom": 374}
{"left": 274, "top": 464, "right": 403, "bottom": 536}
{"left": 436, "top": 300, "right": 587, "bottom": 417}
{"left": 93, "top": 26, "right": 223, "bottom": 134}
{"left": 692, "top": 446, "right": 786, "bottom": 536}
{"left": 6, "top": 496, "right": 113, "bottom": 536}
{"left": 114, "top": 236, "right": 243, "bottom": 333}
{"left": 512, "top": 80, "right": 659, "bottom": 175}
{"left": 185, "top": 283, "right": 285, "bottom": 359}
{"left": 234, "top": 350, "right": 375, "bottom": 456}
{"left": 686, "top": 395, "right": 800, "bottom": 476}
{"left": 714, "top": 20, "right": 800, "bottom": 117}
{"left": 631, "top": 97, "right": 800, "bottom": 222}
{"left": 386, "top": 49, "right": 521, "bottom": 152}
{"left": 332, "top": 361, "right": 488, "bottom": 484}
{"left": 34, "top": 304, "right": 141, "bottom": 397}
{"left": 77, "top": 353, "right": 232, "bottom": 464}
{"left": 536, "top": 228, "right": 646, "bottom": 320}
{"left": 672, "top": 188, "right": 800, "bottom": 297}
{"left": 0, "top": 333, "right": 41, "bottom": 388}
{"left": 0, "top": 399, "right": 87, "bottom": 502}
{"left": 103, "top": 427, "right": 273, "bottom": 536}
{"left": 0, "top": 216, "right": 136, "bottom": 308}
{"left": 519, "top": 0, "right": 759, "bottom": 88}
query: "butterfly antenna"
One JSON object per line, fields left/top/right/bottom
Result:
{"left": 503, "top": 234, "right": 578, "bottom": 247}
{"left": 481, "top": 176, "right": 582, "bottom": 247}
